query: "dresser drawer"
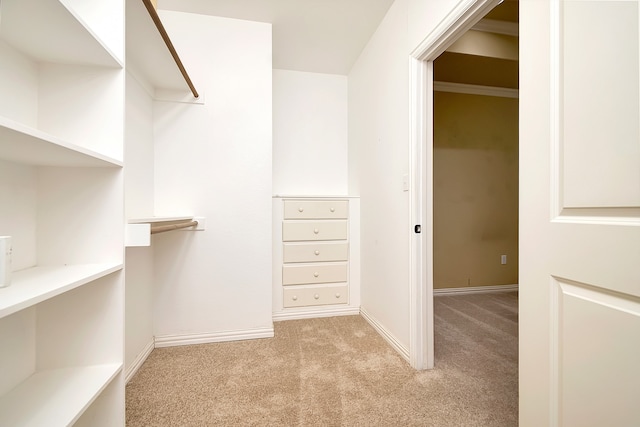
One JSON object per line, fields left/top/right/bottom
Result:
{"left": 283, "top": 285, "right": 348, "bottom": 308}
{"left": 282, "top": 263, "right": 348, "bottom": 285}
{"left": 284, "top": 200, "right": 348, "bottom": 219}
{"left": 282, "top": 220, "right": 347, "bottom": 242}
{"left": 283, "top": 242, "right": 349, "bottom": 263}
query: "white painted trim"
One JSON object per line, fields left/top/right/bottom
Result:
{"left": 549, "top": 6, "right": 561, "bottom": 426}
{"left": 125, "top": 339, "right": 154, "bottom": 384}
{"left": 411, "top": 0, "right": 503, "bottom": 61}
{"left": 409, "top": 0, "right": 502, "bottom": 371}
{"left": 409, "top": 56, "right": 432, "bottom": 370}
{"left": 360, "top": 308, "right": 410, "bottom": 364}
{"left": 433, "top": 284, "right": 519, "bottom": 296}
{"left": 154, "top": 327, "right": 274, "bottom": 348}
{"left": 550, "top": 277, "right": 561, "bottom": 427}
{"left": 434, "top": 81, "right": 519, "bottom": 98}
{"left": 154, "top": 88, "right": 205, "bottom": 105}
{"left": 472, "top": 18, "right": 519, "bottom": 36}
{"left": 272, "top": 306, "right": 360, "bottom": 322}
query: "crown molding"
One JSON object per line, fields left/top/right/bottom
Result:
{"left": 434, "top": 81, "right": 519, "bottom": 98}
{"left": 472, "top": 18, "right": 519, "bottom": 36}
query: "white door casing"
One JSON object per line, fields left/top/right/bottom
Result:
{"left": 409, "top": 0, "right": 502, "bottom": 370}
{"left": 520, "top": 1, "right": 640, "bottom": 426}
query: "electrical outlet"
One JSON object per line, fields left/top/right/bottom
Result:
{"left": 501, "top": 254, "right": 507, "bottom": 265}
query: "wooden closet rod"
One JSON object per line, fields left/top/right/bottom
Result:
{"left": 150, "top": 220, "right": 199, "bottom": 235}
{"left": 142, "top": 0, "right": 200, "bottom": 99}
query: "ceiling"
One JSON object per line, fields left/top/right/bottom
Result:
{"left": 484, "top": 0, "right": 518, "bottom": 23}
{"left": 436, "top": 0, "right": 519, "bottom": 89}
{"left": 158, "top": 0, "right": 395, "bottom": 75}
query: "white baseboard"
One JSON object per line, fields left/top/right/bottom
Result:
{"left": 154, "top": 327, "right": 274, "bottom": 348}
{"left": 272, "top": 306, "right": 360, "bottom": 322}
{"left": 360, "top": 307, "right": 410, "bottom": 364}
{"left": 434, "top": 284, "right": 519, "bottom": 296}
{"left": 125, "top": 339, "right": 154, "bottom": 384}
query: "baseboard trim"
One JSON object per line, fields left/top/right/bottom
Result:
{"left": 434, "top": 284, "right": 519, "bottom": 296}
{"left": 125, "top": 339, "right": 154, "bottom": 384}
{"left": 273, "top": 306, "right": 360, "bottom": 322}
{"left": 360, "top": 307, "right": 411, "bottom": 364}
{"left": 154, "top": 327, "right": 275, "bottom": 348}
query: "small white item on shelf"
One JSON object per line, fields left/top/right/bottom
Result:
{"left": 0, "top": 236, "right": 12, "bottom": 288}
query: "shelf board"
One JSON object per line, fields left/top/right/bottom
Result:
{"left": 126, "top": 0, "right": 198, "bottom": 96}
{"left": 0, "top": 364, "right": 122, "bottom": 426}
{"left": 127, "top": 216, "right": 204, "bottom": 246}
{"left": 0, "top": 0, "right": 122, "bottom": 68}
{"left": 0, "top": 263, "right": 123, "bottom": 320}
{"left": 128, "top": 215, "right": 193, "bottom": 224}
{"left": 0, "top": 116, "right": 123, "bottom": 168}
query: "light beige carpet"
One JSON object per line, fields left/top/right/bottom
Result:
{"left": 126, "top": 291, "right": 518, "bottom": 426}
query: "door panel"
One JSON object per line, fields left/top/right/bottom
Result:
{"left": 553, "top": 279, "right": 640, "bottom": 427}
{"left": 520, "top": 1, "right": 640, "bottom": 426}
{"left": 561, "top": 1, "right": 640, "bottom": 208}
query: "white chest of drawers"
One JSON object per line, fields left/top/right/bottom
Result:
{"left": 273, "top": 196, "right": 360, "bottom": 320}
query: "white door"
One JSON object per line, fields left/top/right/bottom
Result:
{"left": 520, "top": 1, "right": 640, "bottom": 426}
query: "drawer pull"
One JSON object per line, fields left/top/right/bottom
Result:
{"left": 330, "top": 207, "right": 335, "bottom": 212}
{"left": 314, "top": 250, "right": 320, "bottom": 256}
{"left": 313, "top": 228, "right": 319, "bottom": 234}
{"left": 314, "top": 294, "right": 320, "bottom": 300}
{"left": 298, "top": 207, "right": 304, "bottom": 212}
{"left": 313, "top": 272, "right": 319, "bottom": 277}
{"left": 292, "top": 295, "right": 298, "bottom": 301}
{"left": 335, "top": 293, "right": 341, "bottom": 299}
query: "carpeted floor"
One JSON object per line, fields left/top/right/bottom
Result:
{"left": 126, "top": 291, "right": 518, "bottom": 426}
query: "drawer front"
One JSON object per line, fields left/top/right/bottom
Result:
{"left": 282, "top": 220, "right": 347, "bottom": 242}
{"left": 283, "top": 285, "right": 348, "bottom": 308}
{"left": 282, "top": 263, "right": 348, "bottom": 285}
{"left": 283, "top": 242, "right": 349, "bottom": 263}
{"left": 284, "top": 200, "right": 348, "bottom": 219}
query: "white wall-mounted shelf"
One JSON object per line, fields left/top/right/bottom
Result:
{"left": 126, "top": 0, "right": 199, "bottom": 98}
{"left": 0, "top": 0, "right": 123, "bottom": 68}
{"left": 128, "top": 215, "right": 194, "bottom": 224}
{"left": 126, "top": 216, "right": 206, "bottom": 247}
{"left": 0, "top": 263, "right": 122, "bottom": 320}
{"left": 0, "top": 116, "right": 123, "bottom": 168}
{"left": 0, "top": 363, "right": 121, "bottom": 426}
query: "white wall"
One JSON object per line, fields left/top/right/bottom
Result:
{"left": 0, "top": 160, "right": 36, "bottom": 271}
{"left": 152, "top": 11, "right": 273, "bottom": 338}
{"left": 349, "top": 0, "right": 461, "bottom": 354}
{"left": 348, "top": 0, "right": 411, "bottom": 350}
{"left": 408, "top": 0, "right": 466, "bottom": 51}
{"left": 273, "top": 69, "right": 348, "bottom": 196}
{"left": 124, "top": 72, "right": 155, "bottom": 375}
{"left": 125, "top": 73, "right": 155, "bottom": 221}
{"left": 0, "top": 41, "right": 37, "bottom": 126}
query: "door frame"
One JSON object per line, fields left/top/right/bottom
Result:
{"left": 408, "top": 0, "right": 503, "bottom": 369}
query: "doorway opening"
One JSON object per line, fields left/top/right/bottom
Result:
{"left": 432, "top": 0, "right": 519, "bottom": 372}
{"left": 408, "top": 0, "right": 518, "bottom": 370}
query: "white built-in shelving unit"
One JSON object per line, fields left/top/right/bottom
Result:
{"left": 0, "top": 0, "right": 125, "bottom": 424}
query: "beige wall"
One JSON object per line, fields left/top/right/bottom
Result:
{"left": 434, "top": 91, "right": 518, "bottom": 289}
